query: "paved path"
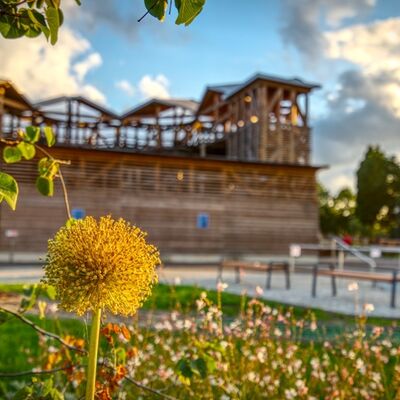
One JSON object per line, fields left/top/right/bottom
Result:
{"left": 1, "top": 264, "right": 400, "bottom": 318}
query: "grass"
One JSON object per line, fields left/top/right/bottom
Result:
{"left": 0, "top": 315, "right": 87, "bottom": 373}
{"left": 1, "top": 282, "right": 399, "bottom": 326}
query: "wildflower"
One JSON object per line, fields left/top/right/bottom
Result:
{"left": 174, "top": 276, "right": 182, "bottom": 285}
{"left": 43, "top": 216, "right": 160, "bottom": 316}
{"left": 363, "top": 303, "right": 375, "bottom": 313}
{"left": 348, "top": 282, "right": 359, "bottom": 291}
{"left": 217, "top": 282, "right": 228, "bottom": 292}
{"left": 47, "top": 303, "right": 58, "bottom": 314}
{"left": 310, "top": 321, "right": 317, "bottom": 331}
{"left": 255, "top": 285, "right": 264, "bottom": 296}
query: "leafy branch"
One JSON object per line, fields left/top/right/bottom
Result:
{"left": 0, "top": 126, "right": 71, "bottom": 217}
{"left": 141, "top": 0, "right": 206, "bottom": 26}
{"left": 0, "top": 0, "right": 206, "bottom": 44}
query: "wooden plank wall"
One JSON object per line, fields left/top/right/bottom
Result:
{"left": 0, "top": 147, "right": 319, "bottom": 256}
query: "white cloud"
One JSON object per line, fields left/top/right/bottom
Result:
{"left": 115, "top": 80, "right": 135, "bottom": 97}
{"left": 138, "top": 74, "right": 170, "bottom": 99}
{"left": 0, "top": 26, "right": 106, "bottom": 104}
{"left": 319, "top": 168, "right": 356, "bottom": 195}
{"left": 325, "top": 18, "right": 400, "bottom": 117}
{"left": 325, "top": 0, "right": 376, "bottom": 28}
{"left": 281, "top": 0, "right": 376, "bottom": 60}
{"left": 73, "top": 52, "right": 102, "bottom": 81}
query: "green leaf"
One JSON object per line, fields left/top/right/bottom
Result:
{"left": 0, "top": 172, "right": 18, "bottom": 210}
{"left": 144, "top": 0, "right": 168, "bottom": 21}
{"left": 58, "top": 7, "right": 64, "bottom": 26}
{"left": 191, "top": 358, "right": 207, "bottom": 378}
{"left": 3, "top": 146, "right": 22, "bottom": 163}
{"left": 27, "top": 9, "right": 50, "bottom": 38}
{"left": 19, "top": 8, "right": 42, "bottom": 38}
{"left": 38, "top": 157, "right": 59, "bottom": 178}
{"left": 177, "top": 359, "right": 193, "bottom": 378}
{"left": 43, "top": 126, "right": 56, "bottom": 146}
{"left": 36, "top": 176, "right": 54, "bottom": 196}
{"left": 45, "top": 285, "right": 57, "bottom": 300}
{"left": 45, "top": 7, "right": 59, "bottom": 45}
{"left": 175, "top": 0, "right": 205, "bottom": 25}
{"left": 19, "top": 284, "right": 39, "bottom": 313}
{"left": 17, "top": 142, "right": 36, "bottom": 160}
{"left": 25, "top": 126, "right": 41, "bottom": 143}
{"left": 0, "top": 15, "right": 27, "bottom": 39}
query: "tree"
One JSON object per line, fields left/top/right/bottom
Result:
{"left": 0, "top": 0, "right": 206, "bottom": 44}
{"left": 319, "top": 184, "right": 359, "bottom": 236}
{"left": 356, "top": 146, "right": 400, "bottom": 236}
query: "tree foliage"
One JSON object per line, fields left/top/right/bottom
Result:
{"left": 320, "top": 146, "right": 400, "bottom": 239}
{"left": 356, "top": 146, "right": 400, "bottom": 234}
{"left": 0, "top": 0, "right": 206, "bottom": 44}
{"left": 319, "top": 184, "right": 359, "bottom": 236}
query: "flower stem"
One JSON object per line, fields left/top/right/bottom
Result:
{"left": 86, "top": 308, "right": 102, "bottom": 400}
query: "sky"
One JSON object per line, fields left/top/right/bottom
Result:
{"left": 1, "top": 0, "right": 400, "bottom": 193}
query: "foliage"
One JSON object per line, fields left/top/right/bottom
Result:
{"left": 319, "top": 145, "right": 400, "bottom": 239}
{"left": 1, "top": 286, "right": 400, "bottom": 399}
{"left": 318, "top": 184, "right": 360, "bottom": 236}
{"left": 356, "top": 146, "right": 400, "bottom": 237}
{"left": 0, "top": 0, "right": 206, "bottom": 44}
{"left": 0, "top": 125, "right": 65, "bottom": 210}
{"left": 0, "top": 0, "right": 70, "bottom": 44}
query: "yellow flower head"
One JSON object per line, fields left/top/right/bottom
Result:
{"left": 43, "top": 216, "right": 160, "bottom": 316}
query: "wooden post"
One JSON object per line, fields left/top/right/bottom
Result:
{"left": 258, "top": 85, "right": 267, "bottom": 161}
{"left": 305, "top": 93, "right": 309, "bottom": 127}
{"left": 0, "top": 87, "right": 5, "bottom": 135}
{"left": 66, "top": 98, "right": 72, "bottom": 144}
{"left": 155, "top": 106, "right": 162, "bottom": 148}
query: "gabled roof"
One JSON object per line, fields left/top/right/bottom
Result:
{"left": 121, "top": 98, "right": 199, "bottom": 120}
{"left": 232, "top": 73, "right": 321, "bottom": 96}
{"left": 0, "top": 79, "right": 35, "bottom": 111}
{"left": 35, "top": 96, "right": 119, "bottom": 120}
{"left": 197, "top": 73, "right": 321, "bottom": 115}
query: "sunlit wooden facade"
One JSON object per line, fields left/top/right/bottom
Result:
{"left": 0, "top": 74, "right": 321, "bottom": 258}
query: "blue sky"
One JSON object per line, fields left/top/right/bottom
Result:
{"left": 1, "top": 0, "right": 400, "bottom": 192}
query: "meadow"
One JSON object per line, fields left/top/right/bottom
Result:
{"left": 1, "top": 283, "right": 400, "bottom": 399}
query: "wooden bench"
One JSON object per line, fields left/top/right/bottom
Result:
{"left": 218, "top": 260, "right": 290, "bottom": 289}
{"left": 311, "top": 264, "right": 400, "bottom": 308}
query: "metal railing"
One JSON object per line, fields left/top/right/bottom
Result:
{"left": 289, "top": 238, "right": 377, "bottom": 272}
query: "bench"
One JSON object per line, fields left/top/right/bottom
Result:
{"left": 311, "top": 263, "right": 400, "bottom": 308}
{"left": 218, "top": 260, "right": 290, "bottom": 289}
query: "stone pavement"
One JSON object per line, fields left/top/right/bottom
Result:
{"left": 1, "top": 264, "right": 400, "bottom": 318}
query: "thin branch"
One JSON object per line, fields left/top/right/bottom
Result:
{"left": 122, "top": 372, "right": 178, "bottom": 400}
{"left": 0, "top": 360, "right": 178, "bottom": 400}
{"left": 0, "top": 307, "right": 87, "bottom": 354}
{"left": 0, "top": 364, "right": 82, "bottom": 378}
{"left": 138, "top": 0, "right": 162, "bottom": 22}
{"left": 35, "top": 144, "right": 72, "bottom": 220}
{"left": 57, "top": 168, "right": 72, "bottom": 220}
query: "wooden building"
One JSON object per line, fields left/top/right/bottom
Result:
{"left": 0, "top": 73, "right": 322, "bottom": 259}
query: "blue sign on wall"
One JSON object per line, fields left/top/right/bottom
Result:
{"left": 197, "top": 213, "right": 209, "bottom": 229}
{"left": 71, "top": 208, "right": 85, "bottom": 220}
